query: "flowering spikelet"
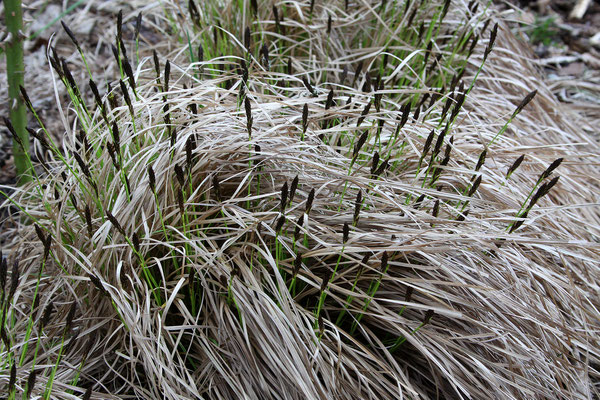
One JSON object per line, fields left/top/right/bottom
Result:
{"left": 540, "top": 158, "right": 563, "bottom": 180}
{"left": 353, "top": 190, "right": 363, "bottom": 225}
{"left": 507, "top": 154, "right": 525, "bottom": 178}
{"left": 343, "top": 222, "right": 349, "bottom": 244}
{"left": 305, "top": 188, "right": 315, "bottom": 215}
{"left": 280, "top": 181, "right": 288, "bottom": 212}
{"left": 289, "top": 175, "right": 299, "bottom": 206}
{"left": 26, "top": 369, "right": 37, "bottom": 398}
{"left": 515, "top": 90, "right": 537, "bottom": 115}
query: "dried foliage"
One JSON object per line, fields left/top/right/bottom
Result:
{"left": 1, "top": 0, "right": 599, "bottom": 399}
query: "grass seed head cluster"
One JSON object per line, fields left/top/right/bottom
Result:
{"left": 1, "top": 0, "right": 599, "bottom": 399}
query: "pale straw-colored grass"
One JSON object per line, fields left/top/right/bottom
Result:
{"left": 1, "top": 1, "right": 599, "bottom": 399}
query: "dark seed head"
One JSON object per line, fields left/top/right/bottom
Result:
{"left": 506, "top": 154, "right": 525, "bottom": 178}
{"left": 404, "top": 286, "right": 413, "bottom": 302}
{"left": 413, "top": 105, "right": 421, "bottom": 121}
{"left": 273, "top": 5, "right": 280, "bottom": 25}
{"left": 374, "top": 157, "right": 388, "bottom": 177}
{"left": 302, "top": 76, "right": 317, "bottom": 97}
{"left": 352, "top": 61, "right": 364, "bottom": 87}
{"left": 186, "top": 137, "right": 194, "bottom": 170}
{"left": 83, "top": 387, "right": 92, "bottom": 400}
{"left": 456, "top": 209, "right": 470, "bottom": 222}
{"left": 116, "top": 9, "right": 123, "bottom": 41}
{"left": 164, "top": 60, "right": 171, "bottom": 93}
{"left": 9, "top": 363, "right": 16, "bottom": 393}
{"left": 119, "top": 80, "right": 133, "bottom": 115}
{"left": 414, "top": 194, "right": 425, "bottom": 209}
{"left": 293, "top": 215, "right": 303, "bottom": 241}
{"left": 148, "top": 166, "right": 156, "bottom": 192}
{"left": 289, "top": 175, "right": 299, "bottom": 206}
{"left": 175, "top": 164, "right": 185, "bottom": 186}
{"left": 177, "top": 190, "right": 185, "bottom": 213}
{"left": 134, "top": 12, "right": 143, "bottom": 40}
{"left": 543, "top": 175, "right": 560, "bottom": 196}
{"left": 106, "top": 211, "right": 125, "bottom": 236}
{"left": 302, "top": 103, "right": 309, "bottom": 133}
{"left": 484, "top": 23, "right": 498, "bottom": 58}
{"left": 515, "top": 90, "right": 537, "bottom": 115}
{"left": 293, "top": 254, "right": 302, "bottom": 276}
{"left": 380, "top": 251, "right": 388, "bottom": 273}
{"left": 245, "top": 98, "right": 252, "bottom": 134}
{"left": 0, "top": 255, "right": 6, "bottom": 291}
{"left": 529, "top": 184, "right": 546, "bottom": 209}
{"left": 153, "top": 50, "right": 161, "bottom": 80}
{"left": 475, "top": 149, "right": 487, "bottom": 172}
{"left": 122, "top": 58, "right": 137, "bottom": 94}
{"left": 343, "top": 222, "right": 349, "bottom": 244}
{"left": 1, "top": 326, "right": 9, "bottom": 348}
{"left": 530, "top": 176, "right": 560, "bottom": 208}
{"left": 468, "top": 176, "right": 482, "bottom": 197}
{"left": 41, "top": 301, "right": 54, "bottom": 328}
{"left": 353, "top": 130, "right": 369, "bottom": 162}
{"left": 432, "top": 128, "right": 447, "bottom": 157}
{"left": 467, "top": 175, "right": 481, "bottom": 197}
{"left": 509, "top": 211, "right": 528, "bottom": 233}
{"left": 34, "top": 224, "right": 47, "bottom": 246}
{"left": 305, "top": 188, "right": 315, "bottom": 215}
{"left": 84, "top": 205, "right": 93, "bottom": 237}
{"left": 541, "top": 157, "right": 563, "bottom": 180}
{"left": 3, "top": 117, "right": 23, "bottom": 148}
{"left": 26, "top": 369, "right": 37, "bottom": 398}
{"left": 356, "top": 253, "right": 371, "bottom": 278}
{"left": 280, "top": 181, "right": 289, "bottom": 212}
{"left": 357, "top": 101, "right": 371, "bottom": 127}
{"left": 325, "top": 88, "right": 334, "bottom": 110}
{"left": 399, "top": 102, "right": 410, "bottom": 129}
{"left": 212, "top": 175, "right": 222, "bottom": 202}
{"left": 432, "top": 199, "right": 440, "bottom": 218}
{"left": 73, "top": 152, "right": 90, "bottom": 178}
{"left": 61, "top": 58, "right": 79, "bottom": 95}
{"left": 244, "top": 27, "right": 251, "bottom": 51}
{"left": 353, "top": 190, "right": 363, "bottom": 225}
{"left": 443, "top": 135, "right": 454, "bottom": 161}
{"left": 468, "top": 35, "right": 479, "bottom": 56}
{"left": 320, "top": 274, "right": 330, "bottom": 293}
{"left": 422, "top": 129, "right": 435, "bottom": 159}
{"left": 89, "top": 274, "right": 106, "bottom": 296}
{"left": 197, "top": 44, "right": 204, "bottom": 65}
{"left": 19, "top": 85, "right": 33, "bottom": 111}
{"left": 275, "top": 214, "right": 286, "bottom": 232}
{"left": 371, "top": 151, "right": 380, "bottom": 175}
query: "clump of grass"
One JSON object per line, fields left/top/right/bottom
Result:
{"left": 1, "top": 1, "right": 599, "bottom": 399}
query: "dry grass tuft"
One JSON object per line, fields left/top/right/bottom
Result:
{"left": 1, "top": 0, "right": 599, "bottom": 399}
